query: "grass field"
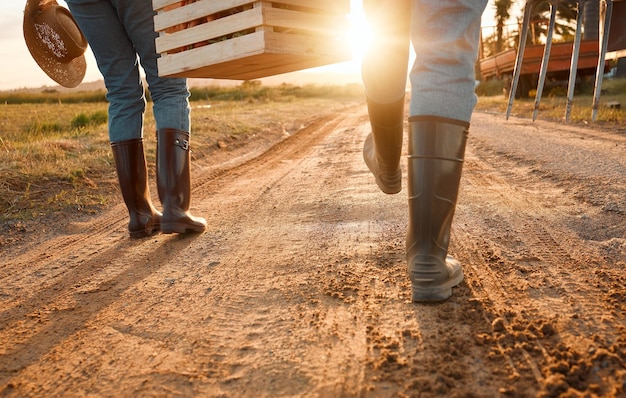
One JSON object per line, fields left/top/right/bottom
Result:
{"left": 1, "top": 80, "right": 624, "bottom": 224}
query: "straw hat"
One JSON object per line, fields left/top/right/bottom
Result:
{"left": 23, "top": 0, "right": 88, "bottom": 88}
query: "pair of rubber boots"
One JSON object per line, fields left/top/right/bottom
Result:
{"left": 363, "top": 98, "right": 467, "bottom": 302}
{"left": 110, "top": 128, "right": 207, "bottom": 239}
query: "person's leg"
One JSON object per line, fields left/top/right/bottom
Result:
{"left": 409, "top": 0, "right": 487, "bottom": 122}
{"left": 110, "top": 0, "right": 205, "bottom": 234}
{"left": 361, "top": 0, "right": 411, "bottom": 194}
{"left": 66, "top": 0, "right": 161, "bottom": 238}
{"left": 362, "top": 0, "right": 411, "bottom": 104}
{"left": 109, "top": 0, "right": 191, "bottom": 132}
{"left": 65, "top": 0, "right": 147, "bottom": 143}
{"left": 407, "top": 0, "right": 487, "bottom": 301}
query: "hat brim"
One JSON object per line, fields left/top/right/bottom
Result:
{"left": 23, "top": 7, "right": 87, "bottom": 88}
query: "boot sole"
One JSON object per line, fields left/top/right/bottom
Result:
{"left": 411, "top": 272, "right": 464, "bottom": 302}
{"left": 161, "top": 223, "right": 206, "bottom": 234}
{"left": 129, "top": 225, "right": 160, "bottom": 239}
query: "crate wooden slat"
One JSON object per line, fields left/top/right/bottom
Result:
{"left": 152, "top": 0, "right": 351, "bottom": 80}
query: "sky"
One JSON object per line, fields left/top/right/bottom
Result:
{"left": 0, "top": 1, "right": 503, "bottom": 91}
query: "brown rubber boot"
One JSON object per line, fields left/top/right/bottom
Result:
{"left": 363, "top": 97, "right": 405, "bottom": 194}
{"left": 156, "top": 128, "right": 207, "bottom": 234}
{"left": 406, "top": 117, "right": 468, "bottom": 301}
{"left": 111, "top": 139, "right": 162, "bottom": 239}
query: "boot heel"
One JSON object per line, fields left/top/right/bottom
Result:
{"left": 129, "top": 224, "right": 159, "bottom": 239}
{"left": 410, "top": 256, "right": 464, "bottom": 301}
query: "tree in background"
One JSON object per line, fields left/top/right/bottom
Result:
{"left": 525, "top": 1, "right": 578, "bottom": 45}
{"left": 483, "top": 0, "right": 581, "bottom": 58}
{"left": 494, "top": 0, "right": 514, "bottom": 53}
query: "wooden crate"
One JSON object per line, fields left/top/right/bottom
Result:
{"left": 152, "top": 0, "right": 351, "bottom": 80}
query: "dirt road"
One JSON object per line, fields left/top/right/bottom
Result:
{"left": 1, "top": 105, "right": 625, "bottom": 397}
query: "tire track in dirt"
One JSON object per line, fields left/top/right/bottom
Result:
{"left": 0, "top": 108, "right": 384, "bottom": 396}
{"left": 277, "top": 114, "right": 513, "bottom": 397}
{"left": 168, "top": 111, "right": 374, "bottom": 396}
{"left": 452, "top": 112, "right": 626, "bottom": 396}
{"left": 0, "top": 209, "right": 127, "bottom": 285}
{"left": 0, "top": 230, "right": 197, "bottom": 385}
{"left": 0, "top": 114, "right": 347, "bottom": 346}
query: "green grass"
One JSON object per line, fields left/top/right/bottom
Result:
{"left": 0, "top": 102, "right": 112, "bottom": 220}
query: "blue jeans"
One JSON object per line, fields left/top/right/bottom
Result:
{"left": 362, "top": 0, "right": 487, "bottom": 123}
{"left": 409, "top": 0, "right": 487, "bottom": 122}
{"left": 66, "top": 0, "right": 190, "bottom": 143}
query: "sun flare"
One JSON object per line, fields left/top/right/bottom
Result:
{"left": 346, "top": 0, "right": 373, "bottom": 65}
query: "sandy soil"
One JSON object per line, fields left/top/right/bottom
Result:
{"left": 1, "top": 105, "right": 625, "bottom": 397}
